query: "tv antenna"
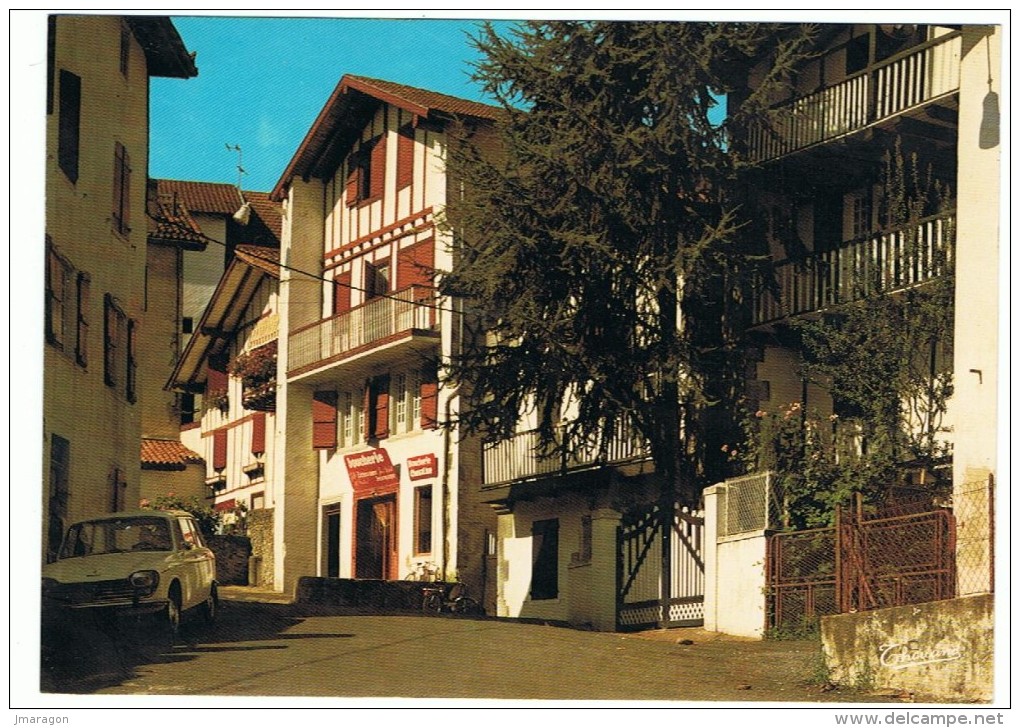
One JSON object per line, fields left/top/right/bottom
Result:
{"left": 226, "top": 143, "right": 251, "bottom": 225}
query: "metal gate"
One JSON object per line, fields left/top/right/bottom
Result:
{"left": 767, "top": 502, "right": 956, "bottom": 630}
{"left": 617, "top": 502, "right": 704, "bottom": 631}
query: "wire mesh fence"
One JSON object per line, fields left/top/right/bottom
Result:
{"left": 766, "top": 474, "right": 995, "bottom": 631}
{"left": 716, "top": 472, "right": 781, "bottom": 537}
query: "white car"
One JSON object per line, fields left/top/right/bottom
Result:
{"left": 42, "top": 510, "right": 218, "bottom": 642}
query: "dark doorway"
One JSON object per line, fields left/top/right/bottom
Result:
{"left": 355, "top": 495, "right": 397, "bottom": 579}
{"left": 325, "top": 509, "right": 341, "bottom": 578}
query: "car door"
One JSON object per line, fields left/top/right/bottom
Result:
{"left": 176, "top": 516, "right": 215, "bottom": 609}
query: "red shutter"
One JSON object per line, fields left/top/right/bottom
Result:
{"left": 206, "top": 360, "right": 227, "bottom": 395}
{"left": 213, "top": 430, "right": 227, "bottom": 470}
{"left": 397, "top": 239, "right": 435, "bottom": 289}
{"left": 251, "top": 411, "right": 266, "bottom": 455}
{"left": 396, "top": 124, "right": 414, "bottom": 189}
{"left": 333, "top": 271, "right": 352, "bottom": 315}
{"left": 371, "top": 375, "right": 390, "bottom": 440}
{"left": 420, "top": 371, "right": 438, "bottom": 430}
{"left": 370, "top": 134, "right": 386, "bottom": 200}
{"left": 312, "top": 391, "right": 338, "bottom": 449}
{"left": 345, "top": 152, "right": 360, "bottom": 204}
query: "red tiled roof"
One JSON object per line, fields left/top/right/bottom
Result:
{"left": 147, "top": 181, "right": 205, "bottom": 245}
{"left": 273, "top": 74, "right": 502, "bottom": 200}
{"left": 141, "top": 438, "right": 204, "bottom": 471}
{"left": 244, "top": 191, "right": 283, "bottom": 240}
{"left": 345, "top": 75, "right": 503, "bottom": 122}
{"left": 235, "top": 245, "right": 281, "bottom": 278}
{"left": 157, "top": 179, "right": 245, "bottom": 215}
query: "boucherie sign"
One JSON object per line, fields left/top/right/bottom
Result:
{"left": 344, "top": 448, "right": 399, "bottom": 494}
{"left": 407, "top": 453, "right": 438, "bottom": 481}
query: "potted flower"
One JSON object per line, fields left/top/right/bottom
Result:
{"left": 231, "top": 341, "right": 277, "bottom": 411}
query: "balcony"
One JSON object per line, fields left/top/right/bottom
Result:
{"left": 288, "top": 285, "right": 438, "bottom": 378}
{"left": 482, "top": 419, "right": 651, "bottom": 489}
{"left": 748, "top": 31, "right": 961, "bottom": 163}
{"left": 752, "top": 212, "right": 954, "bottom": 326}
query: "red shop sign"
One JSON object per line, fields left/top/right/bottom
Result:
{"left": 407, "top": 453, "right": 438, "bottom": 481}
{"left": 344, "top": 448, "right": 400, "bottom": 494}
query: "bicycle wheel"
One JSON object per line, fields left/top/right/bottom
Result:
{"left": 452, "top": 596, "right": 480, "bottom": 615}
{"left": 422, "top": 592, "right": 443, "bottom": 613}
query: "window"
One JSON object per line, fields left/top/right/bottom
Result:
{"left": 414, "top": 486, "right": 433, "bottom": 555}
{"left": 364, "top": 259, "right": 390, "bottom": 301}
{"left": 345, "top": 135, "right": 384, "bottom": 205}
{"left": 251, "top": 492, "right": 265, "bottom": 510}
{"left": 179, "top": 392, "right": 197, "bottom": 425}
{"left": 182, "top": 317, "right": 194, "bottom": 334}
{"left": 410, "top": 370, "right": 422, "bottom": 428}
{"left": 530, "top": 519, "right": 559, "bottom": 600}
{"left": 47, "top": 434, "right": 70, "bottom": 561}
{"left": 47, "top": 17, "right": 56, "bottom": 115}
{"left": 396, "top": 123, "right": 414, "bottom": 189}
{"left": 845, "top": 33, "right": 870, "bottom": 75}
{"left": 312, "top": 390, "right": 338, "bottom": 449}
{"left": 58, "top": 70, "right": 81, "bottom": 183}
{"left": 112, "top": 141, "right": 132, "bottom": 236}
{"left": 393, "top": 373, "right": 408, "bottom": 433}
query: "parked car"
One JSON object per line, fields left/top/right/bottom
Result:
{"left": 42, "top": 510, "right": 218, "bottom": 643}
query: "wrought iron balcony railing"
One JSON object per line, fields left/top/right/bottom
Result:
{"left": 288, "top": 285, "right": 437, "bottom": 375}
{"left": 482, "top": 419, "right": 650, "bottom": 487}
{"left": 752, "top": 212, "right": 954, "bottom": 325}
{"left": 748, "top": 31, "right": 961, "bottom": 162}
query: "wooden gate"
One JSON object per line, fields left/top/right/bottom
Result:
{"left": 617, "top": 503, "right": 705, "bottom": 631}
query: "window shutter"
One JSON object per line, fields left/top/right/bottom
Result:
{"left": 333, "top": 271, "right": 352, "bottom": 315}
{"left": 420, "top": 369, "right": 438, "bottom": 430}
{"left": 397, "top": 239, "right": 435, "bottom": 289}
{"left": 312, "top": 391, "right": 338, "bottom": 449}
{"left": 206, "top": 359, "right": 227, "bottom": 396}
{"left": 58, "top": 70, "right": 81, "bottom": 183}
{"left": 126, "top": 318, "right": 138, "bottom": 403}
{"left": 104, "top": 294, "right": 118, "bottom": 386}
{"left": 345, "top": 153, "right": 360, "bottom": 203}
{"left": 213, "top": 430, "right": 227, "bottom": 470}
{"left": 396, "top": 124, "right": 414, "bottom": 189}
{"left": 370, "top": 134, "right": 386, "bottom": 199}
{"left": 251, "top": 411, "right": 266, "bottom": 455}
{"left": 112, "top": 142, "right": 131, "bottom": 235}
{"left": 369, "top": 375, "right": 390, "bottom": 440}
{"left": 75, "top": 272, "right": 90, "bottom": 367}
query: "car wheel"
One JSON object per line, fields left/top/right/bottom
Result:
{"left": 165, "top": 586, "right": 182, "bottom": 646}
{"left": 202, "top": 583, "right": 219, "bottom": 624}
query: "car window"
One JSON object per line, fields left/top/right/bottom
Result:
{"left": 177, "top": 517, "right": 199, "bottom": 548}
{"left": 58, "top": 517, "right": 172, "bottom": 558}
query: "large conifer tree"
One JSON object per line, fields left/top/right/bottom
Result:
{"left": 441, "top": 21, "right": 813, "bottom": 506}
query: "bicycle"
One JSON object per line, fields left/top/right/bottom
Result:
{"left": 421, "top": 581, "right": 482, "bottom": 616}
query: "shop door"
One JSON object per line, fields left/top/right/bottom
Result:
{"left": 355, "top": 495, "right": 397, "bottom": 579}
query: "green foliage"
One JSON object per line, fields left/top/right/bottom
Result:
{"left": 442, "top": 21, "right": 816, "bottom": 504}
{"left": 141, "top": 492, "right": 220, "bottom": 539}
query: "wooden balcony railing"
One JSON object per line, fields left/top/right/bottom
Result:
{"left": 482, "top": 419, "right": 650, "bottom": 487}
{"left": 752, "top": 212, "right": 954, "bottom": 325}
{"left": 748, "top": 32, "right": 961, "bottom": 162}
{"left": 288, "top": 285, "right": 437, "bottom": 374}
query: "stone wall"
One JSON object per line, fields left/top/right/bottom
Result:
{"left": 208, "top": 535, "right": 252, "bottom": 586}
{"left": 821, "top": 593, "right": 994, "bottom": 702}
{"left": 247, "top": 508, "right": 275, "bottom": 587}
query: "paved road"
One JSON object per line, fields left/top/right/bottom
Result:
{"left": 41, "top": 599, "right": 896, "bottom": 704}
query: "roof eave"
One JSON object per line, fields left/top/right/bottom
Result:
{"left": 125, "top": 17, "right": 198, "bottom": 79}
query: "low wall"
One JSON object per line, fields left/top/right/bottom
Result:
{"left": 821, "top": 593, "right": 994, "bottom": 702}
{"left": 296, "top": 577, "right": 450, "bottom": 612}
{"left": 208, "top": 535, "right": 252, "bottom": 586}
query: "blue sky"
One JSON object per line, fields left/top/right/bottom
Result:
{"left": 150, "top": 16, "right": 515, "bottom": 192}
